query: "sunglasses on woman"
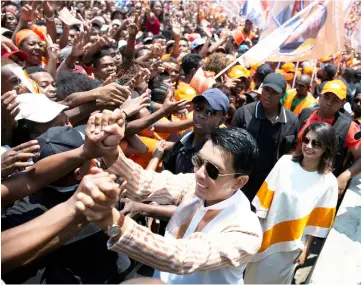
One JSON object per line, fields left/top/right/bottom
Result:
{"left": 302, "top": 137, "right": 322, "bottom": 149}
{"left": 191, "top": 153, "right": 243, "bottom": 180}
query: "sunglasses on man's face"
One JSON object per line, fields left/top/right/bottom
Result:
{"left": 354, "top": 98, "right": 361, "bottom": 104}
{"left": 191, "top": 153, "right": 243, "bottom": 180}
{"left": 302, "top": 137, "right": 322, "bottom": 149}
{"left": 194, "top": 105, "right": 218, "bottom": 117}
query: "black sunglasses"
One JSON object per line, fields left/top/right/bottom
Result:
{"left": 302, "top": 137, "right": 322, "bottom": 149}
{"left": 194, "top": 106, "right": 219, "bottom": 117}
{"left": 191, "top": 153, "right": 243, "bottom": 180}
{"left": 354, "top": 98, "right": 361, "bottom": 104}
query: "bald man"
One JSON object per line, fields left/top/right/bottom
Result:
{"left": 281, "top": 74, "right": 317, "bottom": 116}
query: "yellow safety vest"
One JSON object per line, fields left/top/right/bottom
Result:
{"left": 283, "top": 89, "right": 317, "bottom": 116}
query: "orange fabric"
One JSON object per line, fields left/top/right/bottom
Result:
{"left": 259, "top": 207, "right": 336, "bottom": 253}
{"left": 30, "top": 24, "right": 46, "bottom": 41}
{"left": 120, "top": 140, "right": 129, "bottom": 153}
{"left": 175, "top": 81, "right": 197, "bottom": 101}
{"left": 189, "top": 69, "right": 216, "bottom": 95}
{"left": 256, "top": 181, "right": 274, "bottom": 210}
{"left": 283, "top": 89, "right": 318, "bottom": 116}
{"left": 297, "top": 111, "right": 361, "bottom": 150}
{"left": 131, "top": 135, "right": 160, "bottom": 169}
{"left": 171, "top": 111, "right": 194, "bottom": 135}
{"left": 15, "top": 29, "right": 40, "bottom": 47}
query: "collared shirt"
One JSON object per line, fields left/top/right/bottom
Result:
{"left": 163, "top": 131, "right": 205, "bottom": 174}
{"left": 232, "top": 102, "right": 299, "bottom": 201}
{"left": 106, "top": 152, "right": 262, "bottom": 284}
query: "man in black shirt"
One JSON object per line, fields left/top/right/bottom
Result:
{"left": 232, "top": 73, "right": 299, "bottom": 201}
{"left": 164, "top": 88, "right": 229, "bottom": 174}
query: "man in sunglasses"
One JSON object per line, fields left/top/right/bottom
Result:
{"left": 232, "top": 73, "right": 300, "bottom": 202}
{"left": 298, "top": 80, "right": 361, "bottom": 197}
{"left": 163, "top": 88, "right": 229, "bottom": 174}
{"left": 76, "top": 109, "right": 262, "bottom": 284}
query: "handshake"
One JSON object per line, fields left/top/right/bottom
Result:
{"left": 71, "top": 108, "right": 128, "bottom": 230}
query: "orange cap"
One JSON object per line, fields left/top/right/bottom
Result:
{"left": 15, "top": 29, "right": 40, "bottom": 47}
{"left": 281, "top": 62, "right": 295, "bottom": 73}
{"left": 321, "top": 80, "right": 346, "bottom": 100}
{"left": 303, "top": 66, "right": 314, "bottom": 77}
{"left": 228, "top": 65, "right": 250, "bottom": 79}
{"left": 321, "top": 56, "right": 332, "bottom": 63}
{"left": 174, "top": 84, "right": 197, "bottom": 101}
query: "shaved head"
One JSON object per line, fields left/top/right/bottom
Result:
{"left": 297, "top": 74, "right": 311, "bottom": 86}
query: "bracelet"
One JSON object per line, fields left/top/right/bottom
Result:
{"left": 44, "top": 14, "right": 54, "bottom": 21}
{"left": 122, "top": 110, "right": 128, "bottom": 120}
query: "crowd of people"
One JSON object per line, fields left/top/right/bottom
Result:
{"left": 1, "top": 0, "right": 361, "bottom": 284}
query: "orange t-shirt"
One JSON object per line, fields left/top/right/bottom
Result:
{"left": 297, "top": 111, "right": 361, "bottom": 150}
{"left": 131, "top": 135, "right": 161, "bottom": 169}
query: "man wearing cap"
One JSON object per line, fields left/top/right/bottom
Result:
{"left": 232, "top": 73, "right": 299, "bottom": 202}
{"left": 298, "top": 80, "right": 361, "bottom": 196}
{"left": 281, "top": 74, "right": 317, "bottom": 116}
{"left": 164, "top": 88, "right": 229, "bottom": 174}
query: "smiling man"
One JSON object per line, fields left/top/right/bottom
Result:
{"left": 74, "top": 110, "right": 262, "bottom": 284}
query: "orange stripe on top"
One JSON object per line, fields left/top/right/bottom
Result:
{"left": 256, "top": 181, "right": 274, "bottom": 210}
{"left": 259, "top": 207, "right": 336, "bottom": 253}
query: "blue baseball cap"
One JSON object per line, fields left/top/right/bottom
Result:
{"left": 192, "top": 88, "right": 229, "bottom": 113}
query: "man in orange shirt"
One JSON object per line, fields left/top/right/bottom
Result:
{"left": 298, "top": 80, "right": 361, "bottom": 196}
{"left": 281, "top": 75, "right": 317, "bottom": 116}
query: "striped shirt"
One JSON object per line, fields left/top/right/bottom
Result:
{"left": 106, "top": 151, "right": 262, "bottom": 284}
{"left": 252, "top": 155, "right": 338, "bottom": 262}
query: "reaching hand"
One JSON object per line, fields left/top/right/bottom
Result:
{"left": 70, "top": 30, "right": 91, "bottom": 58}
{"left": 120, "top": 91, "right": 151, "bottom": 118}
{"left": 128, "top": 22, "right": 138, "bottom": 39}
{"left": 150, "top": 43, "right": 164, "bottom": 58}
{"left": 170, "top": 18, "right": 181, "bottom": 37}
{"left": 43, "top": 1, "right": 54, "bottom": 19}
{"left": 83, "top": 109, "right": 126, "bottom": 159}
{"left": 149, "top": 59, "right": 165, "bottom": 78}
{"left": 72, "top": 169, "right": 127, "bottom": 222}
{"left": 119, "top": 198, "right": 141, "bottom": 218}
{"left": 95, "top": 83, "right": 131, "bottom": 106}
{"left": 45, "top": 35, "right": 59, "bottom": 60}
{"left": 1, "top": 90, "right": 20, "bottom": 126}
{"left": 162, "top": 89, "right": 190, "bottom": 115}
{"left": 1, "top": 140, "right": 40, "bottom": 178}
{"left": 222, "top": 75, "right": 241, "bottom": 90}
{"left": 21, "top": 2, "right": 39, "bottom": 23}
{"left": 1, "top": 36, "right": 18, "bottom": 53}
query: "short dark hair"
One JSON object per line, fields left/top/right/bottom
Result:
{"left": 152, "top": 34, "right": 166, "bottom": 42}
{"left": 151, "top": 82, "right": 170, "bottom": 104}
{"left": 93, "top": 49, "right": 111, "bottom": 68}
{"left": 56, "top": 72, "right": 102, "bottom": 100}
{"left": 135, "top": 46, "right": 150, "bottom": 59}
{"left": 25, "top": 66, "right": 48, "bottom": 75}
{"left": 292, "top": 122, "right": 336, "bottom": 174}
{"left": 181, "top": 54, "right": 203, "bottom": 75}
{"left": 207, "top": 128, "right": 259, "bottom": 176}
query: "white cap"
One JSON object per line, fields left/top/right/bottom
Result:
{"left": 15, "top": 93, "right": 68, "bottom": 123}
{"left": 91, "top": 16, "right": 105, "bottom": 28}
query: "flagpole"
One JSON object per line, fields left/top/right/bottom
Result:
{"left": 292, "top": 61, "right": 300, "bottom": 89}
{"left": 310, "top": 59, "right": 317, "bottom": 84}
{"left": 276, "top": 61, "right": 281, "bottom": 70}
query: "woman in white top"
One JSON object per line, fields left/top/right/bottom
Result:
{"left": 244, "top": 122, "right": 339, "bottom": 284}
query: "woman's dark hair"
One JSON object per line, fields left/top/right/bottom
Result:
{"left": 150, "top": 1, "right": 163, "bottom": 22}
{"left": 292, "top": 122, "right": 336, "bottom": 174}
{"left": 56, "top": 72, "right": 102, "bottom": 100}
{"left": 207, "top": 128, "right": 259, "bottom": 176}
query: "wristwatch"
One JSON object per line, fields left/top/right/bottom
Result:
{"left": 106, "top": 213, "right": 125, "bottom": 237}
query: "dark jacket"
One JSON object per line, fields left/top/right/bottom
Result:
{"left": 232, "top": 101, "right": 300, "bottom": 200}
